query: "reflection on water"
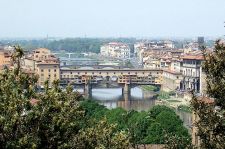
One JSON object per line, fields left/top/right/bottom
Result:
{"left": 74, "top": 87, "right": 157, "bottom": 111}
{"left": 74, "top": 86, "right": 192, "bottom": 129}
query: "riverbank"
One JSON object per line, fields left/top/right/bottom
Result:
{"left": 140, "top": 85, "right": 159, "bottom": 92}
{"left": 156, "top": 91, "right": 192, "bottom": 113}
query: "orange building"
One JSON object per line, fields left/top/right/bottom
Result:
{"left": 0, "top": 50, "right": 12, "bottom": 66}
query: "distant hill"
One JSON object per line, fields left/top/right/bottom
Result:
{"left": 0, "top": 38, "right": 137, "bottom": 53}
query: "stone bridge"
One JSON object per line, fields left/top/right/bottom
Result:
{"left": 60, "top": 68, "right": 163, "bottom": 98}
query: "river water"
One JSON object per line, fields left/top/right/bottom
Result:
{"left": 74, "top": 86, "right": 192, "bottom": 130}
{"left": 60, "top": 56, "right": 192, "bottom": 130}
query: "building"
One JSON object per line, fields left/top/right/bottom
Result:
{"left": 36, "top": 60, "right": 60, "bottom": 87}
{"left": 197, "top": 37, "right": 204, "bottom": 50}
{"left": 100, "top": 42, "right": 130, "bottom": 59}
{"left": 23, "top": 48, "right": 60, "bottom": 87}
{"left": 162, "top": 69, "right": 183, "bottom": 92}
{"left": 0, "top": 50, "right": 12, "bottom": 66}
{"left": 0, "top": 46, "right": 14, "bottom": 67}
{"left": 180, "top": 54, "right": 204, "bottom": 93}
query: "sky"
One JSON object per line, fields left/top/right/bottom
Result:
{"left": 0, "top": 0, "right": 225, "bottom": 38}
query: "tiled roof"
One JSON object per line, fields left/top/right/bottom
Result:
{"left": 182, "top": 55, "right": 204, "bottom": 60}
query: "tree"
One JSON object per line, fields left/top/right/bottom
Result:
{"left": 80, "top": 100, "right": 108, "bottom": 120}
{"left": 127, "top": 111, "right": 150, "bottom": 148}
{"left": 105, "top": 107, "right": 128, "bottom": 130}
{"left": 145, "top": 105, "right": 191, "bottom": 147}
{"left": 0, "top": 46, "right": 130, "bottom": 148}
{"left": 75, "top": 118, "right": 130, "bottom": 149}
{"left": 191, "top": 40, "right": 225, "bottom": 148}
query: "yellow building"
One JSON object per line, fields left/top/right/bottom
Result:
{"left": 0, "top": 50, "right": 12, "bottom": 66}
{"left": 33, "top": 48, "right": 51, "bottom": 61}
{"left": 36, "top": 60, "right": 60, "bottom": 87}
{"left": 23, "top": 48, "right": 60, "bottom": 87}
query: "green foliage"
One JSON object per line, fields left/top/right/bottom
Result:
{"left": 191, "top": 40, "right": 225, "bottom": 148}
{"left": 105, "top": 108, "right": 128, "bottom": 130}
{"left": 145, "top": 105, "right": 190, "bottom": 147}
{"left": 178, "top": 105, "right": 192, "bottom": 113}
{"left": 164, "top": 134, "right": 193, "bottom": 149}
{"left": 203, "top": 40, "right": 225, "bottom": 108}
{"left": 75, "top": 118, "right": 130, "bottom": 149}
{"left": 148, "top": 105, "right": 173, "bottom": 119}
{"left": 80, "top": 101, "right": 191, "bottom": 147}
{"left": 80, "top": 100, "right": 108, "bottom": 120}
{"left": 0, "top": 47, "right": 130, "bottom": 149}
{"left": 2, "top": 38, "right": 137, "bottom": 53}
{"left": 157, "top": 91, "right": 171, "bottom": 100}
{"left": 141, "top": 85, "right": 159, "bottom": 92}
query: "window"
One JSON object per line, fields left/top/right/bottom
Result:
{"left": 54, "top": 69, "right": 57, "bottom": 72}
{"left": 70, "top": 72, "right": 72, "bottom": 74}
{"left": 48, "top": 69, "right": 51, "bottom": 72}
{"left": 54, "top": 74, "right": 57, "bottom": 77}
{"left": 41, "top": 74, "right": 44, "bottom": 76}
{"left": 41, "top": 69, "right": 44, "bottom": 72}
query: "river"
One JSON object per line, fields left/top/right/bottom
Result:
{"left": 60, "top": 56, "right": 192, "bottom": 130}
{"left": 74, "top": 86, "right": 192, "bottom": 130}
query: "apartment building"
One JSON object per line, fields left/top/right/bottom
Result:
{"left": 180, "top": 54, "right": 204, "bottom": 93}
{"left": 23, "top": 48, "right": 60, "bottom": 87}
{"left": 100, "top": 42, "right": 130, "bottom": 59}
{"left": 0, "top": 46, "right": 14, "bottom": 66}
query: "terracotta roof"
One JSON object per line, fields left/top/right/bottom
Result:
{"left": 182, "top": 55, "right": 204, "bottom": 60}
{"left": 163, "top": 69, "right": 181, "bottom": 75}
{"left": 197, "top": 96, "right": 214, "bottom": 104}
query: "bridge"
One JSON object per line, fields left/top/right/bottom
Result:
{"left": 60, "top": 68, "right": 163, "bottom": 98}
{"left": 52, "top": 52, "right": 77, "bottom": 59}
{"left": 61, "top": 65, "right": 126, "bottom": 69}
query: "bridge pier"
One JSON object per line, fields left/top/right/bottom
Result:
{"left": 122, "top": 83, "right": 131, "bottom": 100}
{"left": 84, "top": 83, "right": 92, "bottom": 98}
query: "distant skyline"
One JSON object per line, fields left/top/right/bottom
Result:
{"left": 0, "top": 0, "right": 225, "bottom": 38}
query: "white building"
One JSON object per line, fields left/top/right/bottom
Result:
{"left": 100, "top": 42, "right": 130, "bottom": 59}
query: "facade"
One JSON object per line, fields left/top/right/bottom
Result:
{"left": 36, "top": 61, "right": 60, "bottom": 87}
{"left": 162, "top": 69, "right": 183, "bottom": 92}
{"left": 0, "top": 50, "right": 11, "bottom": 66}
{"left": 0, "top": 47, "right": 14, "bottom": 66}
{"left": 100, "top": 42, "right": 130, "bottom": 59}
{"left": 23, "top": 48, "right": 60, "bottom": 87}
{"left": 170, "top": 60, "right": 182, "bottom": 73}
{"left": 180, "top": 55, "right": 204, "bottom": 93}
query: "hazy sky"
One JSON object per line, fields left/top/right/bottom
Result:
{"left": 0, "top": 0, "right": 225, "bottom": 38}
